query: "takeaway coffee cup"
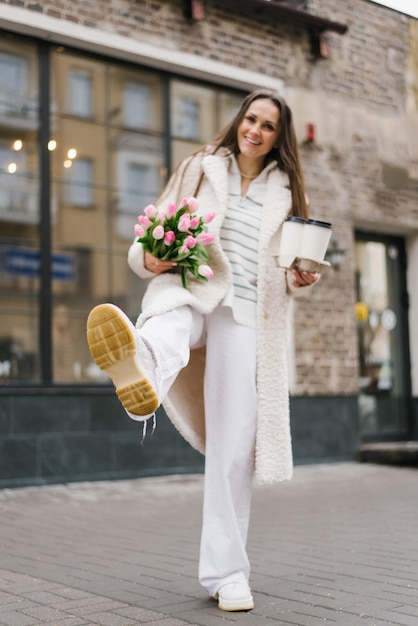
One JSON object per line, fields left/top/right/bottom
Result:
{"left": 278, "top": 216, "right": 307, "bottom": 268}
{"left": 299, "top": 219, "right": 332, "bottom": 263}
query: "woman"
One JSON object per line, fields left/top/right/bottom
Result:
{"left": 87, "top": 89, "right": 319, "bottom": 612}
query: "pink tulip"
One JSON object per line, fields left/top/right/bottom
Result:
{"left": 185, "top": 235, "right": 196, "bottom": 249}
{"left": 196, "top": 232, "right": 214, "bottom": 245}
{"left": 134, "top": 224, "right": 145, "bottom": 237}
{"left": 138, "top": 215, "right": 152, "bottom": 228}
{"left": 178, "top": 244, "right": 190, "bottom": 255}
{"left": 187, "top": 197, "right": 199, "bottom": 211}
{"left": 144, "top": 204, "right": 157, "bottom": 218}
{"left": 152, "top": 225, "right": 164, "bottom": 240}
{"left": 156, "top": 211, "right": 166, "bottom": 224}
{"left": 189, "top": 216, "right": 200, "bottom": 229}
{"left": 198, "top": 264, "right": 214, "bottom": 278}
{"left": 179, "top": 197, "right": 189, "bottom": 209}
{"left": 164, "top": 230, "right": 175, "bottom": 245}
{"left": 203, "top": 211, "right": 216, "bottom": 224}
{"left": 178, "top": 215, "right": 191, "bottom": 232}
{"left": 166, "top": 202, "right": 177, "bottom": 218}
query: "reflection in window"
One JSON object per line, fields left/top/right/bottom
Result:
{"left": 219, "top": 92, "right": 242, "bottom": 128}
{"left": 0, "top": 52, "right": 26, "bottom": 95}
{"left": 176, "top": 97, "right": 199, "bottom": 139}
{"left": 65, "top": 158, "right": 93, "bottom": 207}
{"left": 0, "top": 144, "right": 37, "bottom": 222}
{"left": 0, "top": 40, "right": 246, "bottom": 385}
{"left": 126, "top": 163, "right": 150, "bottom": 210}
{"left": 123, "top": 82, "right": 152, "bottom": 129}
{"left": 116, "top": 161, "right": 160, "bottom": 239}
{"left": 0, "top": 145, "right": 16, "bottom": 171}
{"left": 116, "top": 140, "right": 161, "bottom": 239}
{"left": 0, "top": 52, "right": 35, "bottom": 119}
{"left": 68, "top": 70, "right": 92, "bottom": 117}
{"left": 170, "top": 81, "right": 226, "bottom": 151}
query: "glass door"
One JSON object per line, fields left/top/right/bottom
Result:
{"left": 355, "top": 233, "right": 412, "bottom": 440}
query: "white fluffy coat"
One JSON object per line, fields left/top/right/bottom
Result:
{"left": 128, "top": 149, "right": 311, "bottom": 484}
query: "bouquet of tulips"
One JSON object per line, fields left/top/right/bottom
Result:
{"left": 134, "top": 197, "right": 216, "bottom": 289}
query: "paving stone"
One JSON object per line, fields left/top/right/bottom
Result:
{"left": 0, "top": 464, "right": 417, "bottom": 625}
{"left": 113, "top": 606, "right": 166, "bottom": 621}
{"left": 0, "top": 612, "right": 39, "bottom": 626}
{"left": 20, "top": 606, "right": 77, "bottom": 621}
{"left": 84, "top": 612, "right": 138, "bottom": 625}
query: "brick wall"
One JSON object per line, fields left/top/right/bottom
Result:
{"left": 308, "top": 0, "right": 408, "bottom": 113}
{"left": 0, "top": 0, "right": 409, "bottom": 110}
{"left": 1, "top": 0, "right": 312, "bottom": 82}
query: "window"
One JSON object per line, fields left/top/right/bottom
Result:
{"left": 65, "top": 158, "right": 93, "bottom": 207}
{"left": 176, "top": 96, "right": 199, "bottom": 139}
{"left": 0, "top": 52, "right": 29, "bottom": 118}
{"left": 115, "top": 145, "right": 162, "bottom": 239}
{"left": 0, "top": 52, "right": 26, "bottom": 95}
{"left": 68, "top": 70, "right": 92, "bottom": 117}
{"left": 127, "top": 163, "right": 151, "bottom": 209}
{"left": 170, "top": 81, "right": 222, "bottom": 164}
{"left": 123, "top": 82, "right": 152, "bottom": 129}
{"left": 0, "top": 42, "right": 245, "bottom": 385}
{"left": 0, "top": 144, "right": 32, "bottom": 221}
{"left": 109, "top": 68, "right": 162, "bottom": 132}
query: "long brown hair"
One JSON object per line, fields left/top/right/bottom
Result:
{"left": 166, "top": 89, "right": 308, "bottom": 218}
{"left": 210, "top": 89, "right": 309, "bottom": 218}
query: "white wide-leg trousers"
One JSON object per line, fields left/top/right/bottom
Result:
{"left": 137, "top": 305, "right": 257, "bottom": 596}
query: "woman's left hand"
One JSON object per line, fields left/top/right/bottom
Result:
{"left": 291, "top": 267, "right": 319, "bottom": 288}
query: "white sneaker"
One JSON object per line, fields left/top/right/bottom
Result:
{"left": 215, "top": 582, "right": 254, "bottom": 612}
{"left": 87, "top": 303, "right": 159, "bottom": 417}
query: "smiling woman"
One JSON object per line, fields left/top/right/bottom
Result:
{"left": 87, "top": 88, "right": 320, "bottom": 614}
{"left": 236, "top": 98, "right": 281, "bottom": 194}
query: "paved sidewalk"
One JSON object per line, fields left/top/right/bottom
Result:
{"left": 1, "top": 462, "right": 418, "bottom": 626}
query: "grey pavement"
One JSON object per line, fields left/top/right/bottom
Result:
{"left": 1, "top": 462, "right": 418, "bottom": 626}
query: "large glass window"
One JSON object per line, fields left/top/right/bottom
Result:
{"left": 50, "top": 50, "right": 167, "bottom": 383}
{"left": 0, "top": 35, "right": 244, "bottom": 386}
{"left": 0, "top": 37, "right": 40, "bottom": 384}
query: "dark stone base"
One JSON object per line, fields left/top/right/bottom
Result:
{"left": 0, "top": 391, "right": 361, "bottom": 488}
{"left": 290, "top": 395, "right": 359, "bottom": 465}
{"left": 0, "top": 389, "right": 204, "bottom": 489}
{"left": 357, "top": 442, "right": 418, "bottom": 466}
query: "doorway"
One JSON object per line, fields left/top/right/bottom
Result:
{"left": 355, "top": 233, "right": 412, "bottom": 441}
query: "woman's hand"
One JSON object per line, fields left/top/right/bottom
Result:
{"left": 291, "top": 266, "right": 319, "bottom": 288}
{"left": 144, "top": 251, "right": 177, "bottom": 274}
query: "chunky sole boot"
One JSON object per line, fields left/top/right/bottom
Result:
{"left": 87, "top": 303, "right": 159, "bottom": 417}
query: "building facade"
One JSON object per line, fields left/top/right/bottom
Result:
{"left": 0, "top": 0, "right": 417, "bottom": 487}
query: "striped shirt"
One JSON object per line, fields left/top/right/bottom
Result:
{"left": 220, "top": 155, "right": 277, "bottom": 328}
